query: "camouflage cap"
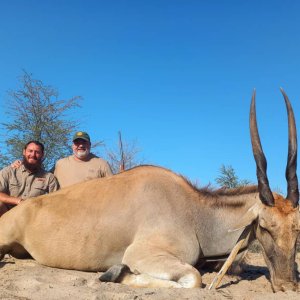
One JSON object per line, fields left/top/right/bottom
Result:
{"left": 73, "top": 131, "right": 91, "bottom": 143}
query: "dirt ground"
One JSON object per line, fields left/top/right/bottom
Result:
{"left": 0, "top": 252, "right": 299, "bottom": 300}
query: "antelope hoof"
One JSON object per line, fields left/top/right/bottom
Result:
{"left": 99, "top": 264, "right": 131, "bottom": 283}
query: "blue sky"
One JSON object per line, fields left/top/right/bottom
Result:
{"left": 1, "top": 1, "right": 300, "bottom": 193}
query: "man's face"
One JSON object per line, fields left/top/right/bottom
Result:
{"left": 22, "top": 143, "right": 44, "bottom": 167}
{"left": 72, "top": 139, "right": 91, "bottom": 160}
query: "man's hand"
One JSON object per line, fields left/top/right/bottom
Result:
{"left": 16, "top": 198, "right": 23, "bottom": 205}
{"left": 11, "top": 160, "right": 22, "bottom": 169}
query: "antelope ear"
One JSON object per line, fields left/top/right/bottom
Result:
{"left": 228, "top": 203, "right": 260, "bottom": 232}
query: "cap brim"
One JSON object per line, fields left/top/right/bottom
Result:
{"left": 73, "top": 137, "right": 90, "bottom": 142}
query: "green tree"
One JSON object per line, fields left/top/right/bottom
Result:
{"left": 215, "top": 164, "right": 251, "bottom": 188}
{"left": 1, "top": 71, "right": 82, "bottom": 170}
{"left": 0, "top": 149, "right": 8, "bottom": 169}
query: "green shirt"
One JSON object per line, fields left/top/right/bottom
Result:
{"left": 0, "top": 164, "right": 59, "bottom": 199}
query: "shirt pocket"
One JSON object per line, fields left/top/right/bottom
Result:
{"left": 9, "top": 181, "right": 21, "bottom": 194}
{"left": 32, "top": 180, "right": 47, "bottom": 195}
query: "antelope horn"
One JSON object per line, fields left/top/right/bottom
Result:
{"left": 208, "top": 227, "right": 251, "bottom": 290}
{"left": 208, "top": 238, "right": 246, "bottom": 290}
{"left": 281, "top": 89, "right": 299, "bottom": 208}
{"left": 250, "top": 90, "right": 275, "bottom": 206}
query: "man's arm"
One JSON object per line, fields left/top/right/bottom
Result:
{"left": 48, "top": 174, "right": 60, "bottom": 193}
{"left": 105, "top": 162, "right": 113, "bottom": 176}
{"left": 0, "top": 167, "right": 22, "bottom": 205}
{"left": 0, "top": 192, "right": 21, "bottom": 205}
{"left": 100, "top": 160, "right": 113, "bottom": 177}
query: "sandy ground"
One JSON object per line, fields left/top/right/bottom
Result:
{"left": 0, "top": 252, "right": 299, "bottom": 300}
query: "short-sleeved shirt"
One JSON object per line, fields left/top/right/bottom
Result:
{"left": 0, "top": 165, "right": 59, "bottom": 200}
{"left": 54, "top": 154, "right": 113, "bottom": 188}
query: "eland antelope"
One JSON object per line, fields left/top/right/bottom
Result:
{"left": 0, "top": 90, "right": 299, "bottom": 292}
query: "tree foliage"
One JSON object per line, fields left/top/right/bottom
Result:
{"left": 215, "top": 164, "right": 251, "bottom": 188}
{"left": 1, "top": 71, "right": 82, "bottom": 170}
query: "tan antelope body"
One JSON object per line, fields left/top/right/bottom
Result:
{"left": 0, "top": 90, "right": 299, "bottom": 292}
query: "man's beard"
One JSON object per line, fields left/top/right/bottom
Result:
{"left": 22, "top": 156, "right": 43, "bottom": 173}
{"left": 74, "top": 148, "right": 90, "bottom": 159}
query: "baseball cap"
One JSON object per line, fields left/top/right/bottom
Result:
{"left": 73, "top": 131, "right": 91, "bottom": 143}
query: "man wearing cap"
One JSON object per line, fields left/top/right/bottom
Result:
{"left": 53, "top": 131, "right": 113, "bottom": 188}
{"left": 0, "top": 140, "right": 59, "bottom": 216}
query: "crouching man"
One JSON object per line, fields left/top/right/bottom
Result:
{"left": 0, "top": 140, "right": 59, "bottom": 216}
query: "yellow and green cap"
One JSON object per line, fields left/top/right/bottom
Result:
{"left": 73, "top": 131, "right": 90, "bottom": 143}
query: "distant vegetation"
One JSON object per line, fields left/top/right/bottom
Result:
{"left": 215, "top": 164, "right": 252, "bottom": 188}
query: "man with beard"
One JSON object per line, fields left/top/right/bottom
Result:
{"left": 0, "top": 141, "right": 59, "bottom": 216}
{"left": 53, "top": 131, "right": 113, "bottom": 188}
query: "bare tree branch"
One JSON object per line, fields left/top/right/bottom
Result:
{"left": 105, "top": 132, "right": 143, "bottom": 174}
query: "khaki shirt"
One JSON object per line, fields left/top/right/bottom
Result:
{"left": 54, "top": 154, "right": 113, "bottom": 188}
{"left": 0, "top": 165, "right": 59, "bottom": 200}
